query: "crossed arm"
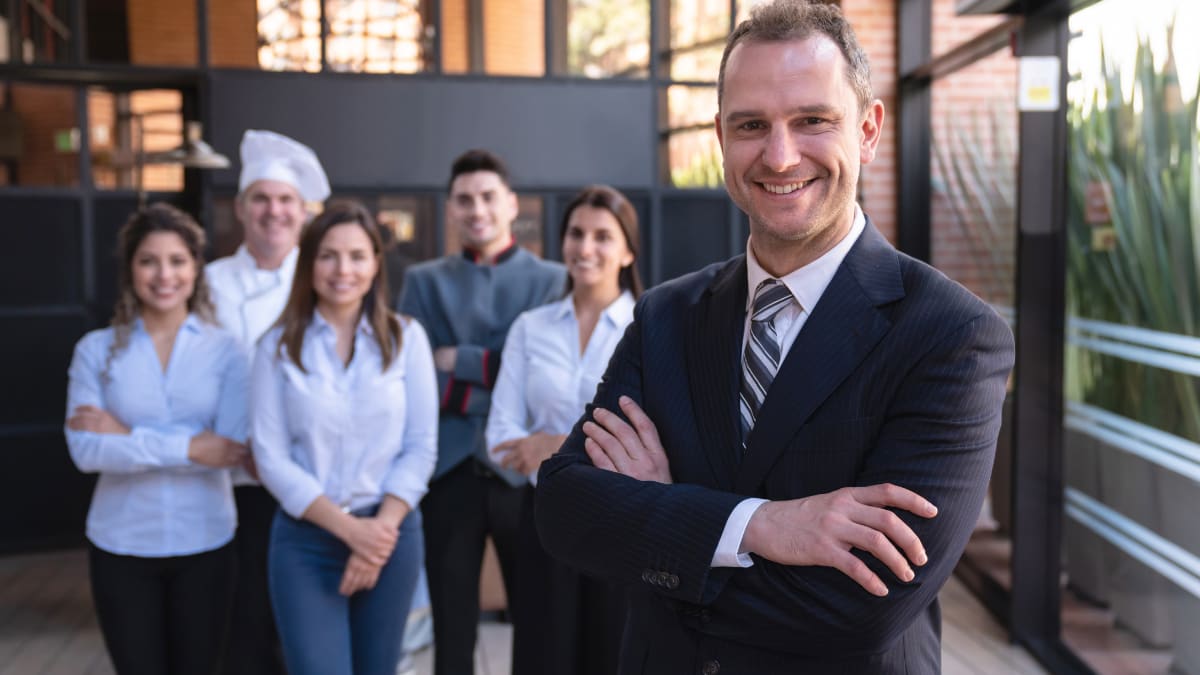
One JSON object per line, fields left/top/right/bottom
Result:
{"left": 536, "top": 307, "right": 1013, "bottom": 652}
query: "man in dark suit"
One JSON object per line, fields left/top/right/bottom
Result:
{"left": 535, "top": 2, "right": 1015, "bottom": 673}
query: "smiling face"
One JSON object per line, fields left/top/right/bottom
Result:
{"left": 131, "top": 231, "right": 197, "bottom": 319}
{"left": 312, "top": 222, "right": 379, "bottom": 315}
{"left": 236, "top": 179, "right": 308, "bottom": 267}
{"left": 716, "top": 35, "right": 883, "bottom": 275}
{"left": 562, "top": 205, "right": 635, "bottom": 295}
{"left": 447, "top": 170, "right": 518, "bottom": 259}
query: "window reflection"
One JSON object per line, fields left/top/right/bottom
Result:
{"left": 326, "top": 0, "right": 429, "bottom": 73}
{"left": 258, "top": 0, "right": 323, "bottom": 72}
{"left": 559, "top": 0, "right": 649, "bottom": 78}
{"left": 668, "top": 0, "right": 727, "bottom": 82}
{"left": 662, "top": 86, "right": 722, "bottom": 188}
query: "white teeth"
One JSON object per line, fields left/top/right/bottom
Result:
{"left": 763, "top": 180, "right": 812, "bottom": 195}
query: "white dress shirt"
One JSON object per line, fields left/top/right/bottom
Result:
{"left": 712, "top": 205, "right": 868, "bottom": 568}
{"left": 65, "top": 315, "right": 248, "bottom": 557}
{"left": 486, "top": 291, "right": 636, "bottom": 487}
{"left": 250, "top": 311, "right": 439, "bottom": 519}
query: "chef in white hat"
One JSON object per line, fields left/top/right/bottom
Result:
{"left": 206, "top": 129, "right": 329, "bottom": 675}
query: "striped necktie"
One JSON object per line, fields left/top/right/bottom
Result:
{"left": 739, "top": 279, "right": 793, "bottom": 446}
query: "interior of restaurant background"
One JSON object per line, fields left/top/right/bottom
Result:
{"left": 1, "top": 1, "right": 1196, "bottom": 673}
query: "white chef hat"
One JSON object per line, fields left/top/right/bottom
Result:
{"left": 237, "top": 129, "right": 330, "bottom": 203}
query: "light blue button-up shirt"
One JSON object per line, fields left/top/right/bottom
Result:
{"left": 485, "top": 291, "right": 636, "bottom": 486}
{"left": 65, "top": 315, "right": 248, "bottom": 557}
{"left": 250, "top": 312, "right": 438, "bottom": 519}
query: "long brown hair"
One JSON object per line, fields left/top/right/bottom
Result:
{"left": 274, "top": 200, "right": 402, "bottom": 372}
{"left": 103, "top": 203, "right": 216, "bottom": 381}
{"left": 560, "top": 185, "right": 644, "bottom": 298}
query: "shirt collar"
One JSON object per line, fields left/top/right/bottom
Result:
{"left": 552, "top": 290, "right": 636, "bottom": 327}
{"left": 133, "top": 313, "right": 204, "bottom": 335}
{"left": 235, "top": 244, "right": 299, "bottom": 275}
{"left": 745, "top": 204, "right": 866, "bottom": 314}
{"left": 461, "top": 236, "right": 519, "bottom": 265}
{"left": 311, "top": 308, "right": 374, "bottom": 338}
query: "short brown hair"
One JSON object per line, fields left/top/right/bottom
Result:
{"left": 717, "top": 0, "right": 873, "bottom": 113}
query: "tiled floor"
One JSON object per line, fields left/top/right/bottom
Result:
{"left": 0, "top": 549, "right": 1045, "bottom": 675}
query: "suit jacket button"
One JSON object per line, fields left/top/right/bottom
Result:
{"left": 702, "top": 659, "right": 720, "bottom": 675}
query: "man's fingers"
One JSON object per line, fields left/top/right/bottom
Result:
{"left": 618, "top": 396, "right": 663, "bottom": 452}
{"left": 591, "top": 409, "right": 642, "bottom": 461}
{"left": 855, "top": 483, "right": 937, "bottom": 519}
{"left": 582, "top": 420, "right": 626, "bottom": 465}
{"left": 843, "top": 521, "right": 914, "bottom": 584}
{"left": 829, "top": 549, "right": 888, "bottom": 597}
{"left": 855, "top": 505, "right": 927, "bottom": 567}
{"left": 584, "top": 438, "right": 618, "bottom": 472}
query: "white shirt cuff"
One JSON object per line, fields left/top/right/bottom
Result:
{"left": 711, "top": 498, "right": 768, "bottom": 568}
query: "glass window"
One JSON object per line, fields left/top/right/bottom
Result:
{"left": 0, "top": 82, "right": 81, "bottom": 188}
{"left": 552, "top": 0, "right": 649, "bottom": 78}
{"left": 127, "top": 1, "right": 198, "bottom": 66}
{"left": 1062, "top": 2, "right": 1200, "bottom": 672}
{"left": 667, "top": 0, "right": 728, "bottom": 82}
{"left": 326, "top": 0, "right": 431, "bottom": 73}
{"left": 211, "top": 0, "right": 261, "bottom": 68}
{"left": 661, "top": 85, "right": 722, "bottom": 188}
{"left": 2, "top": 1, "right": 72, "bottom": 64}
{"left": 258, "top": 0, "right": 323, "bottom": 71}
{"left": 88, "top": 89, "right": 185, "bottom": 193}
{"left": 929, "top": 0, "right": 1008, "bottom": 61}
{"left": 927, "top": 43, "right": 1019, "bottom": 621}
{"left": 442, "top": 0, "right": 546, "bottom": 76}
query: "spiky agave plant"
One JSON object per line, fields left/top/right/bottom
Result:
{"left": 1065, "top": 21, "right": 1200, "bottom": 442}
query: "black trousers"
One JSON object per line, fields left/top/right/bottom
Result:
{"left": 511, "top": 488, "right": 625, "bottom": 675}
{"left": 89, "top": 541, "right": 235, "bottom": 675}
{"left": 423, "top": 459, "right": 525, "bottom": 675}
{"left": 223, "top": 485, "right": 286, "bottom": 675}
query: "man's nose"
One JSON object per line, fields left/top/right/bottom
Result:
{"left": 761, "top": 128, "right": 802, "bottom": 173}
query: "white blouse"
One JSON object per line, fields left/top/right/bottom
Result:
{"left": 486, "top": 292, "right": 636, "bottom": 485}
{"left": 250, "top": 311, "right": 438, "bottom": 519}
{"left": 65, "top": 315, "right": 248, "bottom": 557}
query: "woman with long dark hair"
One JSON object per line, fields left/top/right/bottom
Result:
{"left": 65, "top": 203, "right": 248, "bottom": 675}
{"left": 486, "top": 185, "right": 643, "bottom": 675}
{"left": 250, "top": 200, "right": 437, "bottom": 675}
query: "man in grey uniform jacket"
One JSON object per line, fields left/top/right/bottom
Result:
{"left": 398, "top": 149, "right": 564, "bottom": 675}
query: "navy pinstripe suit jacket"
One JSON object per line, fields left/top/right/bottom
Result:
{"left": 536, "top": 222, "right": 1015, "bottom": 675}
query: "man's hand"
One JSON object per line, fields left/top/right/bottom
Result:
{"left": 67, "top": 405, "right": 131, "bottom": 435}
{"left": 433, "top": 347, "right": 458, "bottom": 372}
{"left": 339, "top": 553, "right": 382, "bottom": 596}
{"left": 742, "top": 484, "right": 938, "bottom": 597}
{"left": 187, "top": 431, "right": 249, "bottom": 468}
{"left": 582, "top": 396, "right": 672, "bottom": 484}
{"left": 494, "top": 433, "right": 566, "bottom": 475}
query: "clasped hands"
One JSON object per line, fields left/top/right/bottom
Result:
{"left": 583, "top": 396, "right": 937, "bottom": 597}
{"left": 67, "top": 405, "right": 250, "bottom": 471}
{"left": 339, "top": 515, "right": 400, "bottom": 597}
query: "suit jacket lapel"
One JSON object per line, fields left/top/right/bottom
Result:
{"left": 684, "top": 257, "right": 747, "bottom": 491}
{"left": 734, "top": 224, "right": 905, "bottom": 495}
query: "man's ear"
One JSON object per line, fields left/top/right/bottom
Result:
{"left": 859, "top": 99, "right": 885, "bottom": 164}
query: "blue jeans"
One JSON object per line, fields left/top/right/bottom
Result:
{"left": 268, "top": 507, "right": 423, "bottom": 675}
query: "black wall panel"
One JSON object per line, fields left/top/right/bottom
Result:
{"left": 660, "top": 195, "right": 735, "bottom": 282}
{"left": 0, "top": 433, "right": 94, "bottom": 553}
{"left": 0, "top": 196, "right": 83, "bottom": 307}
{"left": 0, "top": 314, "right": 90, "bottom": 428}
{"left": 206, "top": 71, "right": 656, "bottom": 191}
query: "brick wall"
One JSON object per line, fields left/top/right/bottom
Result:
{"left": 210, "top": 0, "right": 259, "bottom": 68}
{"left": 842, "top": 0, "right": 898, "bottom": 245}
{"left": 7, "top": 83, "right": 79, "bottom": 187}
{"left": 483, "top": 0, "right": 544, "bottom": 75}
{"left": 127, "top": 0, "right": 256, "bottom": 68}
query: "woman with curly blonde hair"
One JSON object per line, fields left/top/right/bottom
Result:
{"left": 65, "top": 203, "right": 249, "bottom": 675}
